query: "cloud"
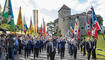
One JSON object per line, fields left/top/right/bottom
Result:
{"left": 0, "top": 0, "right": 105, "bottom": 27}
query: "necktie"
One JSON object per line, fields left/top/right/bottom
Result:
{"left": 51, "top": 42, "right": 54, "bottom": 52}
{"left": 89, "top": 41, "right": 91, "bottom": 48}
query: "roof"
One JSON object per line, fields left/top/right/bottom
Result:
{"left": 58, "top": 4, "right": 70, "bottom": 12}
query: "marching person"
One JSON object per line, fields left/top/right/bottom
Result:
{"left": 60, "top": 38, "right": 66, "bottom": 59}
{"left": 34, "top": 38, "right": 40, "bottom": 58}
{"left": 80, "top": 38, "right": 83, "bottom": 52}
{"left": 31, "top": 38, "right": 34, "bottom": 53}
{"left": 6, "top": 34, "right": 15, "bottom": 60}
{"left": 82, "top": 37, "right": 86, "bottom": 56}
{"left": 72, "top": 38, "right": 78, "bottom": 60}
{"left": 0, "top": 34, "right": 5, "bottom": 60}
{"left": 67, "top": 37, "right": 72, "bottom": 56}
{"left": 47, "top": 38, "right": 56, "bottom": 60}
{"left": 18, "top": 37, "right": 22, "bottom": 54}
{"left": 86, "top": 38, "right": 92, "bottom": 60}
{"left": 92, "top": 37, "right": 97, "bottom": 59}
{"left": 57, "top": 38, "right": 61, "bottom": 55}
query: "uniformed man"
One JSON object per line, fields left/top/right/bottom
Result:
{"left": 0, "top": 34, "right": 5, "bottom": 60}
{"left": 6, "top": 34, "right": 15, "bottom": 60}
{"left": 72, "top": 38, "right": 78, "bottom": 60}
{"left": 34, "top": 38, "right": 40, "bottom": 58}
{"left": 67, "top": 37, "right": 72, "bottom": 56}
{"left": 60, "top": 38, "right": 66, "bottom": 59}
{"left": 92, "top": 37, "right": 97, "bottom": 59}
{"left": 47, "top": 38, "right": 56, "bottom": 60}
{"left": 31, "top": 38, "right": 34, "bottom": 53}
{"left": 57, "top": 37, "right": 61, "bottom": 55}
{"left": 86, "top": 38, "right": 92, "bottom": 60}
{"left": 83, "top": 37, "right": 86, "bottom": 56}
{"left": 80, "top": 38, "right": 83, "bottom": 52}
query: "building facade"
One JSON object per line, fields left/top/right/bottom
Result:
{"left": 54, "top": 4, "right": 92, "bottom": 35}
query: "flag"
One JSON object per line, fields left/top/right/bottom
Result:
{"left": 46, "top": 28, "right": 49, "bottom": 36}
{"left": 68, "top": 29, "right": 70, "bottom": 35}
{"left": 43, "top": 18, "right": 46, "bottom": 38}
{"left": 29, "top": 18, "right": 33, "bottom": 34}
{"left": 86, "top": 15, "right": 91, "bottom": 36}
{"left": 92, "top": 27, "right": 98, "bottom": 39}
{"left": 40, "top": 24, "right": 43, "bottom": 37}
{"left": 2, "top": 0, "right": 8, "bottom": 19}
{"left": 91, "top": 7, "right": 101, "bottom": 30}
{"left": 23, "top": 16, "right": 28, "bottom": 34}
{"left": 70, "top": 25, "right": 74, "bottom": 35}
{"left": 23, "top": 28, "right": 26, "bottom": 34}
{"left": 77, "top": 27, "right": 80, "bottom": 40}
{"left": 2, "top": 0, "right": 15, "bottom": 30}
{"left": 17, "top": 7, "right": 23, "bottom": 28}
{"left": 91, "top": 7, "right": 101, "bottom": 39}
{"left": 8, "top": 0, "right": 15, "bottom": 30}
{"left": 74, "top": 18, "right": 79, "bottom": 35}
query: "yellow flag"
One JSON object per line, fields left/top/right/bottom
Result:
{"left": 17, "top": 7, "right": 23, "bottom": 28}
{"left": 29, "top": 26, "right": 33, "bottom": 34}
{"left": 29, "top": 19, "right": 33, "bottom": 34}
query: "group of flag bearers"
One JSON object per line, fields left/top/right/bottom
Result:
{"left": 0, "top": 33, "right": 97, "bottom": 60}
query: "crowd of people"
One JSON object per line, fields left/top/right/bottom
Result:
{"left": 0, "top": 33, "right": 97, "bottom": 60}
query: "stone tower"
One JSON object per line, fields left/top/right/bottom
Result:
{"left": 58, "top": 4, "right": 71, "bottom": 34}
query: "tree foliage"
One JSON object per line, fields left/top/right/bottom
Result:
{"left": 97, "top": 15, "right": 103, "bottom": 25}
{"left": 47, "top": 22, "right": 54, "bottom": 34}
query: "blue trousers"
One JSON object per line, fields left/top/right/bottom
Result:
{"left": 0, "top": 47, "right": 4, "bottom": 60}
{"left": 6, "top": 46, "right": 14, "bottom": 60}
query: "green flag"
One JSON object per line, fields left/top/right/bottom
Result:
{"left": 2, "top": 0, "right": 8, "bottom": 19}
{"left": 2, "top": 0, "right": 15, "bottom": 30}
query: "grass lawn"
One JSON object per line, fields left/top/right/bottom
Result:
{"left": 84, "top": 34, "right": 105, "bottom": 59}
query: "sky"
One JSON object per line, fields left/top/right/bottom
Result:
{"left": 0, "top": 0, "right": 105, "bottom": 27}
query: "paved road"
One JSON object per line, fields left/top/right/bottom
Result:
{"left": 13, "top": 44, "right": 89, "bottom": 60}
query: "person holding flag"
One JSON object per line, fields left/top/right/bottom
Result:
{"left": 91, "top": 6, "right": 101, "bottom": 39}
{"left": 91, "top": 6, "right": 101, "bottom": 59}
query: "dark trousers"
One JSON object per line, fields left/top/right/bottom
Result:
{"left": 58, "top": 48, "right": 60, "bottom": 54}
{"left": 80, "top": 45, "right": 82, "bottom": 52}
{"left": 19, "top": 46, "right": 21, "bottom": 54}
{"left": 34, "top": 48, "right": 39, "bottom": 58}
{"left": 28, "top": 48, "right": 31, "bottom": 56}
{"left": 83, "top": 48, "right": 86, "bottom": 56}
{"left": 87, "top": 49, "right": 92, "bottom": 60}
{"left": 6, "top": 46, "right": 14, "bottom": 60}
{"left": 31, "top": 45, "right": 34, "bottom": 53}
{"left": 92, "top": 49, "right": 96, "bottom": 59}
{"left": 24, "top": 47, "right": 28, "bottom": 58}
{"left": 74, "top": 49, "right": 77, "bottom": 60}
{"left": 60, "top": 48, "right": 65, "bottom": 58}
{"left": 49, "top": 52, "right": 55, "bottom": 60}
{"left": 39, "top": 47, "right": 41, "bottom": 53}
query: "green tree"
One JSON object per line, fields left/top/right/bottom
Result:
{"left": 47, "top": 22, "right": 54, "bottom": 35}
{"left": 97, "top": 15, "right": 103, "bottom": 25}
